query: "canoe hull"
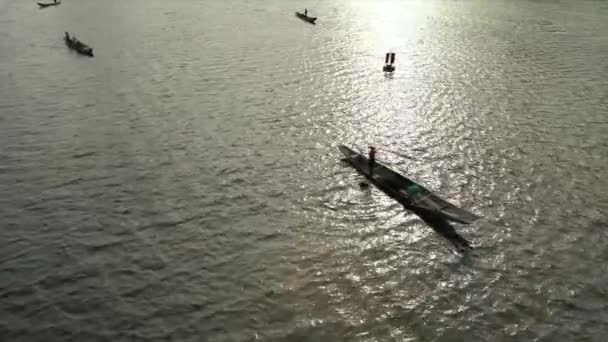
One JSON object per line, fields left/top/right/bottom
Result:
{"left": 64, "top": 36, "right": 94, "bottom": 57}
{"left": 38, "top": 2, "right": 60, "bottom": 8}
{"left": 295, "top": 12, "right": 317, "bottom": 24}
{"left": 383, "top": 64, "right": 395, "bottom": 72}
{"left": 339, "top": 145, "right": 474, "bottom": 251}
{"left": 339, "top": 144, "right": 481, "bottom": 224}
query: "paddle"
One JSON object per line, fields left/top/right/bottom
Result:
{"left": 382, "top": 148, "right": 417, "bottom": 161}
{"left": 356, "top": 146, "right": 417, "bottom": 162}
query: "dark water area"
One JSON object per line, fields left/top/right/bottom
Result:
{"left": 1, "top": 0, "right": 607, "bottom": 340}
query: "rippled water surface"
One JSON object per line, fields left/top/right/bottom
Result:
{"left": 1, "top": 0, "right": 608, "bottom": 340}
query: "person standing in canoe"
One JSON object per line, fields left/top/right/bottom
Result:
{"left": 368, "top": 146, "right": 377, "bottom": 173}
{"left": 304, "top": 8, "right": 308, "bottom": 16}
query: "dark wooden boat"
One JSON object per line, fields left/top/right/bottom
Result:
{"left": 295, "top": 11, "right": 317, "bottom": 24}
{"left": 339, "top": 145, "right": 481, "bottom": 224}
{"left": 38, "top": 1, "right": 60, "bottom": 8}
{"left": 383, "top": 52, "right": 396, "bottom": 72}
{"left": 64, "top": 32, "right": 94, "bottom": 57}
{"left": 383, "top": 64, "right": 395, "bottom": 72}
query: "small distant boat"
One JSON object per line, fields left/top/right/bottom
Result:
{"left": 383, "top": 64, "right": 395, "bottom": 72}
{"left": 383, "top": 52, "right": 396, "bottom": 72}
{"left": 64, "top": 32, "right": 94, "bottom": 57}
{"left": 38, "top": 1, "right": 60, "bottom": 8}
{"left": 295, "top": 11, "right": 317, "bottom": 24}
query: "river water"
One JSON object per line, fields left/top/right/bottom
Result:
{"left": 1, "top": 0, "right": 607, "bottom": 341}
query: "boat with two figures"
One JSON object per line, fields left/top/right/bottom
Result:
{"left": 64, "top": 32, "right": 94, "bottom": 57}
{"left": 295, "top": 9, "right": 317, "bottom": 24}
{"left": 38, "top": 1, "right": 60, "bottom": 8}
{"left": 383, "top": 52, "right": 396, "bottom": 72}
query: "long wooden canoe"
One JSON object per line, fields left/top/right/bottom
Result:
{"left": 295, "top": 12, "right": 317, "bottom": 24}
{"left": 339, "top": 144, "right": 481, "bottom": 224}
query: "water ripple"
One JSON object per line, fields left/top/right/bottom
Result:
{"left": 1, "top": 0, "right": 608, "bottom": 341}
